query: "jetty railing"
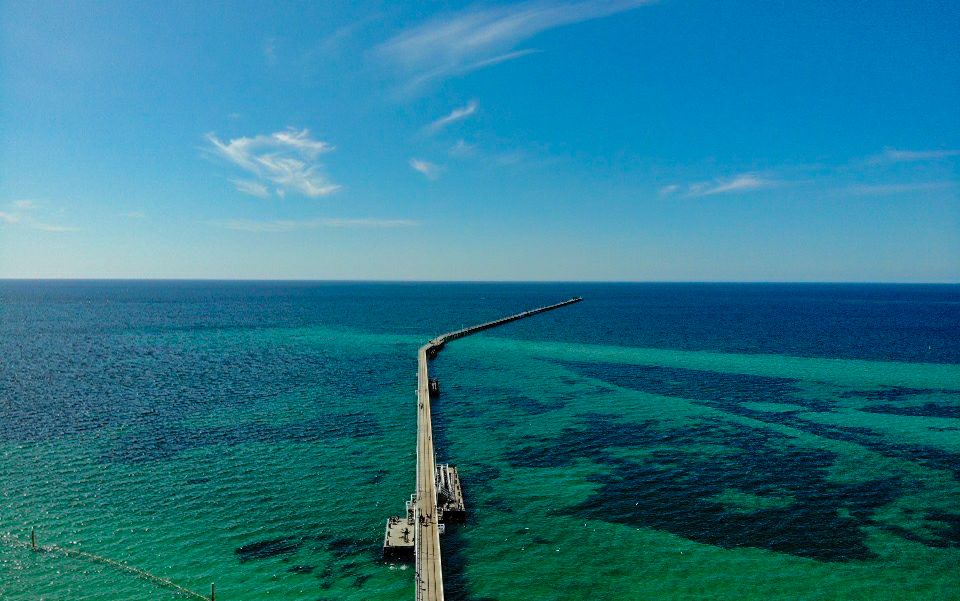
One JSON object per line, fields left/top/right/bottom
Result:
{"left": 406, "top": 296, "right": 582, "bottom": 601}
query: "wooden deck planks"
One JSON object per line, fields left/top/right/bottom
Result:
{"left": 410, "top": 297, "right": 582, "bottom": 601}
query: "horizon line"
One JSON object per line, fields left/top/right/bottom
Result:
{"left": 0, "top": 278, "right": 958, "bottom": 285}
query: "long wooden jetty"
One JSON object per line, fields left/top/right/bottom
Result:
{"left": 384, "top": 297, "right": 582, "bottom": 601}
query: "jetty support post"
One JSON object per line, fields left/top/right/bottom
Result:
{"left": 211, "top": 583, "right": 216, "bottom": 601}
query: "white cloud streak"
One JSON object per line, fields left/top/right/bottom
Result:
{"left": 869, "top": 148, "right": 960, "bottom": 164}
{"left": 846, "top": 181, "right": 956, "bottom": 195}
{"left": 694, "top": 175, "right": 769, "bottom": 196}
{"left": 658, "top": 184, "right": 680, "bottom": 197}
{"left": 375, "top": 0, "right": 653, "bottom": 92}
{"left": 233, "top": 179, "right": 271, "bottom": 198}
{"left": 663, "top": 174, "right": 772, "bottom": 198}
{"left": 449, "top": 139, "right": 476, "bottom": 158}
{"left": 427, "top": 100, "right": 478, "bottom": 133}
{"left": 217, "top": 218, "right": 419, "bottom": 232}
{"left": 2, "top": 201, "right": 77, "bottom": 231}
{"left": 659, "top": 148, "right": 958, "bottom": 202}
{"left": 409, "top": 158, "right": 442, "bottom": 180}
{"left": 30, "top": 223, "right": 80, "bottom": 232}
{"left": 263, "top": 38, "right": 277, "bottom": 65}
{"left": 205, "top": 128, "right": 340, "bottom": 198}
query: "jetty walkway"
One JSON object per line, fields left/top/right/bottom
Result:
{"left": 385, "top": 297, "right": 582, "bottom": 601}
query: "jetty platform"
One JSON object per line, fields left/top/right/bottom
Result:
{"left": 384, "top": 297, "right": 582, "bottom": 601}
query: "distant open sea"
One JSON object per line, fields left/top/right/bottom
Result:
{"left": 1, "top": 281, "right": 959, "bottom": 600}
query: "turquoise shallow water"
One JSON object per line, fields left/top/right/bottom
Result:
{"left": 1, "top": 282, "right": 958, "bottom": 600}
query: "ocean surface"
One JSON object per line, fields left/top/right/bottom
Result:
{"left": 1, "top": 281, "right": 959, "bottom": 600}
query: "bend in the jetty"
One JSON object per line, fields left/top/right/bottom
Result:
{"left": 383, "top": 296, "right": 582, "bottom": 601}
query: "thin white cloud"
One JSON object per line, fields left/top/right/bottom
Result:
{"left": 493, "top": 150, "right": 528, "bottom": 166}
{"left": 445, "top": 139, "right": 555, "bottom": 168}
{"left": 30, "top": 222, "right": 79, "bottom": 232}
{"left": 846, "top": 181, "right": 956, "bottom": 195}
{"left": 233, "top": 179, "right": 271, "bottom": 198}
{"left": 322, "top": 218, "right": 419, "bottom": 229}
{"left": 315, "top": 20, "right": 368, "bottom": 55}
{"left": 216, "top": 217, "right": 419, "bottom": 232}
{"left": 375, "top": 0, "right": 652, "bottom": 92}
{"left": 869, "top": 148, "right": 960, "bottom": 164}
{"left": 263, "top": 38, "right": 277, "bottom": 65}
{"left": 124, "top": 211, "right": 147, "bottom": 219}
{"left": 2, "top": 201, "right": 77, "bottom": 231}
{"left": 664, "top": 174, "right": 772, "bottom": 198}
{"left": 449, "top": 139, "right": 476, "bottom": 158}
{"left": 658, "top": 184, "right": 680, "bottom": 197}
{"left": 659, "top": 151, "right": 958, "bottom": 201}
{"left": 427, "top": 100, "right": 478, "bottom": 133}
{"left": 205, "top": 128, "right": 339, "bottom": 198}
{"left": 410, "top": 158, "right": 442, "bottom": 180}
{"left": 401, "top": 50, "right": 544, "bottom": 98}
{"left": 694, "top": 174, "right": 769, "bottom": 196}
{"left": 456, "top": 49, "right": 541, "bottom": 73}
{"left": 269, "top": 129, "right": 332, "bottom": 156}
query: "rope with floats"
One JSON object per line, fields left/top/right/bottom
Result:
{"left": 2, "top": 529, "right": 215, "bottom": 601}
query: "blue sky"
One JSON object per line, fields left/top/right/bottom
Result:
{"left": 1, "top": 0, "right": 958, "bottom": 281}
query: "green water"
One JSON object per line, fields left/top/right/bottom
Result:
{"left": 2, "top": 326, "right": 958, "bottom": 599}
{"left": 2, "top": 282, "right": 959, "bottom": 600}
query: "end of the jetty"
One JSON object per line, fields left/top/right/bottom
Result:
{"left": 381, "top": 297, "right": 582, "bottom": 600}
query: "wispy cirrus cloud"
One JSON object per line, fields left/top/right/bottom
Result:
{"left": 215, "top": 217, "right": 419, "bottom": 232}
{"left": 1, "top": 201, "right": 78, "bottom": 231}
{"left": 426, "top": 100, "right": 478, "bottom": 133}
{"left": 845, "top": 181, "right": 957, "bottom": 196}
{"left": 410, "top": 158, "right": 442, "bottom": 180}
{"left": 659, "top": 147, "right": 958, "bottom": 201}
{"left": 449, "top": 139, "right": 477, "bottom": 158}
{"left": 205, "top": 128, "right": 340, "bottom": 198}
{"left": 232, "top": 180, "right": 271, "bottom": 199}
{"left": 868, "top": 147, "right": 960, "bottom": 164}
{"left": 30, "top": 222, "right": 80, "bottom": 232}
{"left": 375, "top": 0, "right": 653, "bottom": 93}
{"left": 263, "top": 38, "right": 278, "bottom": 65}
{"left": 662, "top": 174, "right": 773, "bottom": 198}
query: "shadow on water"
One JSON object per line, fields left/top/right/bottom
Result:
{"left": 560, "top": 361, "right": 960, "bottom": 479}
{"left": 234, "top": 530, "right": 384, "bottom": 592}
{"left": 425, "top": 361, "right": 497, "bottom": 600}
{"left": 236, "top": 536, "right": 304, "bottom": 562}
{"left": 102, "top": 410, "right": 383, "bottom": 463}
{"left": 409, "top": 355, "right": 959, "bottom": 576}
{"left": 505, "top": 412, "right": 960, "bottom": 561}
{"left": 428, "top": 394, "right": 473, "bottom": 599}
{"left": 861, "top": 402, "right": 960, "bottom": 419}
{"left": 439, "top": 525, "right": 497, "bottom": 601}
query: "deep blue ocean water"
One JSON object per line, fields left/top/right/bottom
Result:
{"left": 1, "top": 282, "right": 958, "bottom": 600}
